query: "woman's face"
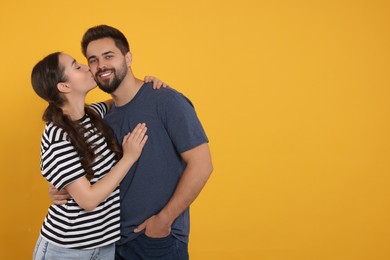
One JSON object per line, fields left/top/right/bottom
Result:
{"left": 59, "top": 53, "right": 97, "bottom": 95}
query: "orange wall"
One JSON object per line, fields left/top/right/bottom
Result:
{"left": 1, "top": 0, "right": 390, "bottom": 259}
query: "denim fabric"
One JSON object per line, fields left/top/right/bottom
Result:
{"left": 115, "top": 234, "right": 189, "bottom": 260}
{"left": 33, "top": 236, "right": 115, "bottom": 260}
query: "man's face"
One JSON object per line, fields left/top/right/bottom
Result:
{"left": 85, "top": 37, "right": 131, "bottom": 94}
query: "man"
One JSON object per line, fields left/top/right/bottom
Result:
{"left": 53, "top": 25, "right": 213, "bottom": 259}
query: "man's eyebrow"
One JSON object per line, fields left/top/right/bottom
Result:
{"left": 87, "top": 51, "right": 114, "bottom": 61}
{"left": 102, "top": 51, "right": 115, "bottom": 55}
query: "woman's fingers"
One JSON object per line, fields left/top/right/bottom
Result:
{"left": 124, "top": 123, "right": 147, "bottom": 144}
{"left": 122, "top": 132, "right": 131, "bottom": 145}
{"left": 139, "top": 135, "right": 148, "bottom": 148}
{"left": 135, "top": 125, "right": 147, "bottom": 143}
{"left": 144, "top": 76, "right": 167, "bottom": 89}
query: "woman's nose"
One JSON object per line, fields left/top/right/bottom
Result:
{"left": 81, "top": 64, "right": 90, "bottom": 71}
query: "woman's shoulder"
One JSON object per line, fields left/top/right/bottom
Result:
{"left": 42, "top": 121, "right": 69, "bottom": 144}
{"left": 88, "top": 102, "right": 108, "bottom": 118}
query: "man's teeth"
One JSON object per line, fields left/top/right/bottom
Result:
{"left": 100, "top": 72, "right": 111, "bottom": 77}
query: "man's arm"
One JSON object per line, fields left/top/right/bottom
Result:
{"left": 49, "top": 184, "right": 71, "bottom": 205}
{"left": 134, "top": 142, "right": 213, "bottom": 237}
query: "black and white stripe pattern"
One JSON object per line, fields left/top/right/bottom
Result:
{"left": 39, "top": 103, "right": 121, "bottom": 249}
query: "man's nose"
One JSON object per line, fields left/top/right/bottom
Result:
{"left": 97, "top": 60, "right": 107, "bottom": 70}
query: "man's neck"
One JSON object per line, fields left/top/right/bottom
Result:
{"left": 111, "top": 71, "right": 144, "bottom": 107}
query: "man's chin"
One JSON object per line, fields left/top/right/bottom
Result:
{"left": 97, "top": 84, "right": 114, "bottom": 94}
{"left": 97, "top": 78, "right": 121, "bottom": 94}
{"left": 100, "top": 87, "right": 115, "bottom": 94}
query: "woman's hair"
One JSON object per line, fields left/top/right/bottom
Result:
{"left": 81, "top": 24, "right": 130, "bottom": 57}
{"left": 31, "top": 52, "right": 122, "bottom": 180}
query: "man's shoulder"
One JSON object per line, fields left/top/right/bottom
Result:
{"left": 139, "top": 82, "right": 189, "bottom": 108}
{"left": 142, "top": 82, "right": 181, "bottom": 97}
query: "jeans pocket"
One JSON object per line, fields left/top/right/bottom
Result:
{"left": 140, "top": 233, "right": 175, "bottom": 247}
{"left": 142, "top": 233, "right": 172, "bottom": 240}
{"left": 139, "top": 233, "right": 178, "bottom": 258}
{"left": 142, "top": 232, "right": 172, "bottom": 240}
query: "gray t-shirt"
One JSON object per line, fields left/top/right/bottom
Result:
{"left": 104, "top": 82, "right": 208, "bottom": 245}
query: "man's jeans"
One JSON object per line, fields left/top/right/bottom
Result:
{"left": 115, "top": 234, "right": 189, "bottom": 260}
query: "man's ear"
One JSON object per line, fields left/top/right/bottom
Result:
{"left": 57, "top": 82, "right": 71, "bottom": 93}
{"left": 125, "top": 52, "right": 132, "bottom": 66}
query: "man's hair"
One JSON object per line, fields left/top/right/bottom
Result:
{"left": 81, "top": 25, "right": 130, "bottom": 57}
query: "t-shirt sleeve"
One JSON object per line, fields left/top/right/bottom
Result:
{"left": 40, "top": 139, "right": 86, "bottom": 191}
{"left": 158, "top": 91, "right": 208, "bottom": 154}
{"left": 89, "top": 102, "right": 108, "bottom": 118}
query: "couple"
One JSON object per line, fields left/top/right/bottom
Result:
{"left": 31, "top": 25, "right": 213, "bottom": 260}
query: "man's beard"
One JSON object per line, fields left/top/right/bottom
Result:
{"left": 95, "top": 61, "right": 128, "bottom": 94}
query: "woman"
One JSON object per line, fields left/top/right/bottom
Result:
{"left": 31, "top": 52, "right": 164, "bottom": 259}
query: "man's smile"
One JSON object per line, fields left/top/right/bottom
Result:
{"left": 97, "top": 69, "right": 114, "bottom": 80}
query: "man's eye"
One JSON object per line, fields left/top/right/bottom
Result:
{"left": 105, "top": 55, "right": 113, "bottom": 59}
{"left": 89, "top": 59, "right": 97, "bottom": 64}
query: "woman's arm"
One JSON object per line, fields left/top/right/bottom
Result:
{"left": 144, "top": 76, "right": 169, "bottom": 89}
{"left": 64, "top": 123, "right": 148, "bottom": 212}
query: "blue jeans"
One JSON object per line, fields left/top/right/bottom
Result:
{"left": 115, "top": 234, "right": 189, "bottom": 260}
{"left": 33, "top": 236, "right": 115, "bottom": 260}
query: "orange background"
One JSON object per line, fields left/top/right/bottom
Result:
{"left": 0, "top": 0, "right": 389, "bottom": 259}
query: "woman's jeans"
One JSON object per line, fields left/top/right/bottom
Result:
{"left": 33, "top": 236, "right": 115, "bottom": 260}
